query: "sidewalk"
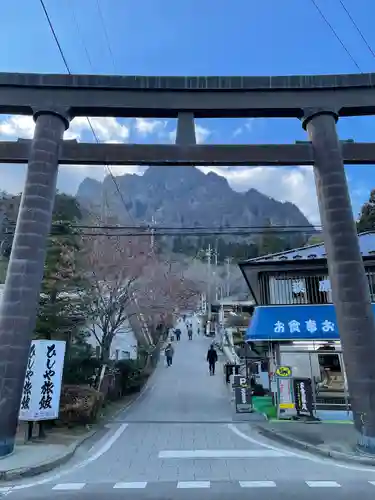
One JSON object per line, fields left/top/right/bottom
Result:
{"left": 0, "top": 389, "right": 149, "bottom": 481}
{"left": 0, "top": 423, "right": 96, "bottom": 481}
{"left": 256, "top": 419, "right": 375, "bottom": 466}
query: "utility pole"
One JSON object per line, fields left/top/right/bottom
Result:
{"left": 225, "top": 257, "right": 232, "bottom": 297}
{"left": 214, "top": 247, "right": 219, "bottom": 301}
{"left": 150, "top": 215, "right": 156, "bottom": 252}
{"left": 206, "top": 244, "right": 212, "bottom": 321}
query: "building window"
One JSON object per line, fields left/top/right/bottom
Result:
{"left": 268, "top": 275, "right": 332, "bottom": 305}
{"left": 269, "top": 277, "right": 309, "bottom": 305}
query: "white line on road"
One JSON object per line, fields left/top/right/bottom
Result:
{"left": 306, "top": 481, "right": 341, "bottom": 488}
{"left": 159, "top": 449, "right": 290, "bottom": 458}
{"left": 177, "top": 481, "right": 211, "bottom": 489}
{"left": 227, "top": 423, "right": 375, "bottom": 473}
{"left": 12, "top": 423, "right": 129, "bottom": 491}
{"left": 52, "top": 483, "right": 86, "bottom": 490}
{"left": 227, "top": 423, "right": 299, "bottom": 455}
{"left": 113, "top": 482, "right": 148, "bottom": 489}
{"left": 80, "top": 423, "right": 129, "bottom": 466}
{"left": 239, "top": 481, "right": 276, "bottom": 488}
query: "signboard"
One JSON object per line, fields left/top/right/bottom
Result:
{"left": 232, "top": 374, "right": 249, "bottom": 389}
{"left": 277, "top": 377, "right": 296, "bottom": 418}
{"left": 246, "top": 304, "right": 344, "bottom": 341}
{"left": 19, "top": 340, "right": 66, "bottom": 422}
{"left": 275, "top": 366, "right": 292, "bottom": 378}
{"left": 234, "top": 386, "right": 252, "bottom": 413}
{"left": 293, "top": 378, "right": 314, "bottom": 418}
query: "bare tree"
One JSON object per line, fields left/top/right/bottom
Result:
{"left": 137, "top": 259, "right": 204, "bottom": 326}
{"left": 79, "top": 234, "right": 151, "bottom": 362}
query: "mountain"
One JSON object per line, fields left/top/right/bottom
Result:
{"left": 76, "top": 166, "right": 313, "bottom": 256}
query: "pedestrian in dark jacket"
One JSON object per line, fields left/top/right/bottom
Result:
{"left": 165, "top": 343, "right": 174, "bottom": 367}
{"left": 207, "top": 344, "right": 218, "bottom": 375}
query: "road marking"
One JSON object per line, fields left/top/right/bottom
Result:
{"left": 227, "top": 423, "right": 375, "bottom": 473}
{"left": 159, "top": 449, "right": 289, "bottom": 458}
{"left": 12, "top": 423, "right": 129, "bottom": 491}
{"left": 0, "top": 488, "right": 12, "bottom": 492}
{"left": 369, "top": 481, "right": 375, "bottom": 486}
{"left": 177, "top": 481, "right": 211, "bottom": 489}
{"left": 113, "top": 482, "right": 148, "bottom": 489}
{"left": 239, "top": 481, "right": 276, "bottom": 488}
{"left": 52, "top": 483, "right": 86, "bottom": 490}
{"left": 227, "top": 423, "right": 299, "bottom": 455}
{"left": 306, "top": 481, "right": 341, "bottom": 488}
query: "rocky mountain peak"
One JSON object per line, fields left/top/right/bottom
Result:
{"left": 77, "top": 166, "right": 312, "bottom": 235}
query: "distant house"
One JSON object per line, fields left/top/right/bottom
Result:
{"left": 86, "top": 319, "right": 138, "bottom": 361}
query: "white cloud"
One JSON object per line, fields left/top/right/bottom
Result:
{"left": 134, "top": 118, "right": 167, "bottom": 136}
{"left": 198, "top": 165, "right": 320, "bottom": 226}
{"left": 0, "top": 115, "right": 129, "bottom": 143}
{"left": 195, "top": 125, "right": 211, "bottom": 144}
{"left": 231, "top": 119, "right": 253, "bottom": 139}
{"left": 0, "top": 115, "right": 35, "bottom": 139}
{"left": 68, "top": 117, "right": 129, "bottom": 142}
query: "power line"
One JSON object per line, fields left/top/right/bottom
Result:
{"left": 5, "top": 222, "right": 322, "bottom": 230}
{"left": 95, "top": 0, "right": 117, "bottom": 72}
{"left": 308, "top": 0, "right": 362, "bottom": 71}
{"left": 4, "top": 229, "right": 321, "bottom": 237}
{"left": 39, "top": 0, "right": 71, "bottom": 73}
{"left": 39, "top": 0, "right": 133, "bottom": 224}
{"left": 69, "top": 0, "right": 95, "bottom": 71}
{"left": 338, "top": 0, "right": 375, "bottom": 60}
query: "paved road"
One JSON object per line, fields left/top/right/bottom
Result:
{"left": 5, "top": 315, "right": 375, "bottom": 499}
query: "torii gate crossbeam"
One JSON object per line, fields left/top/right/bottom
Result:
{"left": 0, "top": 140, "right": 375, "bottom": 165}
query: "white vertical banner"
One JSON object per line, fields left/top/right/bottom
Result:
{"left": 219, "top": 305, "right": 224, "bottom": 324}
{"left": 19, "top": 340, "right": 66, "bottom": 421}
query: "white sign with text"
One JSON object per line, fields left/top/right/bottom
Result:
{"left": 19, "top": 340, "right": 66, "bottom": 421}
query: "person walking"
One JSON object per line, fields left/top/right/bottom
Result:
{"left": 188, "top": 327, "right": 193, "bottom": 340}
{"left": 165, "top": 343, "right": 174, "bottom": 367}
{"left": 175, "top": 328, "right": 181, "bottom": 341}
{"left": 207, "top": 343, "right": 218, "bottom": 375}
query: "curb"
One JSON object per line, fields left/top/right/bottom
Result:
{"left": 256, "top": 424, "right": 375, "bottom": 466}
{"left": 0, "top": 428, "right": 97, "bottom": 481}
{"left": 1, "top": 345, "right": 164, "bottom": 481}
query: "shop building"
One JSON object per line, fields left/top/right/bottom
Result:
{"left": 238, "top": 231, "right": 375, "bottom": 420}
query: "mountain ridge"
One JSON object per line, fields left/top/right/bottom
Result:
{"left": 76, "top": 166, "right": 312, "bottom": 250}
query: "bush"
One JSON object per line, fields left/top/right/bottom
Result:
{"left": 114, "top": 359, "right": 143, "bottom": 395}
{"left": 59, "top": 384, "right": 104, "bottom": 425}
{"left": 63, "top": 353, "right": 100, "bottom": 386}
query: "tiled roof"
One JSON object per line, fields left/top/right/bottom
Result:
{"left": 243, "top": 231, "right": 375, "bottom": 263}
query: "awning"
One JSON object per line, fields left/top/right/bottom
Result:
{"left": 245, "top": 304, "right": 359, "bottom": 341}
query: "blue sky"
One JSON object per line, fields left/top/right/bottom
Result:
{"left": 0, "top": 0, "right": 375, "bottom": 225}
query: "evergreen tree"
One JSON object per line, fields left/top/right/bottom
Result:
{"left": 35, "top": 194, "right": 88, "bottom": 345}
{"left": 357, "top": 189, "right": 375, "bottom": 233}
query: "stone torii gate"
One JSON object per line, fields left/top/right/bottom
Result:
{"left": 0, "top": 72, "right": 375, "bottom": 456}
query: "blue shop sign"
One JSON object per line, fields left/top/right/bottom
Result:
{"left": 245, "top": 304, "right": 374, "bottom": 342}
